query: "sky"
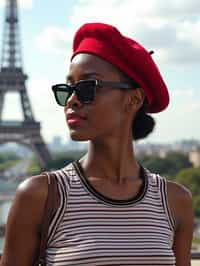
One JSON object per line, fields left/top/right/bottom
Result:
{"left": 0, "top": 0, "right": 199, "bottom": 145}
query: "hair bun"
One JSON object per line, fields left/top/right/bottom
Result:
{"left": 132, "top": 109, "right": 155, "bottom": 140}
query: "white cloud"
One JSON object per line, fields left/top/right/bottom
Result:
{"left": 189, "top": 103, "right": 200, "bottom": 111}
{"left": 34, "top": 0, "right": 200, "bottom": 66}
{"left": 168, "top": 87, "right": 200, "bottom": 112}
{"left": 0, "top": 0, "right": 32, "bottom": 9}
{"left": 153, "top": 0, "right": 200, "bottom": 17}
{"left": 171, "top": 88, "right": 196, "bottom": 98}
{"left": 150, "top": 88, "right": 200, "bottom": 143}
{"left": 35, "top": 27, "right": 72, "bottom": 55}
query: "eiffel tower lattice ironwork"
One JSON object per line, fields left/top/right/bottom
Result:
{"left": 0, "top": 0, "right": 52, "bottom": 168}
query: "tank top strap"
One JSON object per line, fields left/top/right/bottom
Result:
{"left": 47, "top": 163, "right": 74, "bottom": 245}
{"left": 155, "top": 174, "right": 176, "bottom": 232}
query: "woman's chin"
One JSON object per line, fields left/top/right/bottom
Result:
{"left": 70, "top": 131, "right": 90, "bottom": 141}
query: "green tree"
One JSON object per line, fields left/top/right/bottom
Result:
{"left": 27, "top": 150, "right": 86, "bottom": 175}
{"left": 48, "top": 150, "right": 86, "bottom": 170}
{"left": 141, "top": 152, "right": 192, "bottom": 178}
{"left": 0, "top": 152, "right": 20, "bottom": 164}
{"left": 0, "top": 152, "right": 21, "bottom": 172}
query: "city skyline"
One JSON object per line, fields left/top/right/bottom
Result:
{"left": 0, "top": 0, "right": 199, "bottom": 144}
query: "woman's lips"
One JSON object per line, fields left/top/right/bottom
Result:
{"left": 66, "top": 113, "right": 87, "bottom": 126}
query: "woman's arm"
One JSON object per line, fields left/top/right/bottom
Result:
{"left": 0, "top": 174, "right": 48, "bottom": 266}
{"left": 167, "top": 181, "right": 194, "bottom": 266}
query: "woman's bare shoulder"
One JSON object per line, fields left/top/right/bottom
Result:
{"left": 0, "top": 174, "right": 49, "bottom": 265}
{"left": 167, "top": 180, "right": 192, "bottom": 202}
{"left": 166, "top": 181, "right": 193, "bottom": 265}
{"left": 9, "top": 173, "right": 49, "bottom": 229}
{"left": 16, "top": 173, "right": 48, "bottom": 203}
{"left": 166, "top": 180, "right": 193, "bottom": 228}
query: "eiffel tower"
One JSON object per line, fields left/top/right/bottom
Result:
{"left": 0, "top": 0, "right": 52, "bottom": 169}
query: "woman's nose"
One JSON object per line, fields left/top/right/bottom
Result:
{"left": 66, "top": 91, "right": 82, "bottom": 108}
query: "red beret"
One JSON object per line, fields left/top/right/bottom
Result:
{"left": 71, "top": 23, "right": 169, "bottom": 113}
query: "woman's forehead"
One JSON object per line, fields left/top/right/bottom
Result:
{"left": 68, "top": 53, "right": 121, "bottom": 79}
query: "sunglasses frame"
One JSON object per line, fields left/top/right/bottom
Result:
{"left": 52, "top": 79, "right": 137, "bottom": 106}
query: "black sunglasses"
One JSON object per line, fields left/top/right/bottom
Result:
{"left": 52, "top": 79, "right": 135, "bottom": 106}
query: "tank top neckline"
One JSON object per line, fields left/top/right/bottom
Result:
{"left": 73, "top": 161, "right": 148, "bottom": 206}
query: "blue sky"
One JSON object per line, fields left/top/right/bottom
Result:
{"left": 0, "top": 0, "right": 200, "bottom": 144}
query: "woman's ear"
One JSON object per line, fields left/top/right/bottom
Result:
{"left": 126, "top": 88, "right": 145, "bottom": 113}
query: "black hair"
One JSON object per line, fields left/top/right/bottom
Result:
{"left": 132, "top": 98, "right": 155, "bottom": 141}
{"left": 118, "top": 70, "right": 155, "bottom": 141}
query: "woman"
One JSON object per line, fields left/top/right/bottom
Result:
{"left": 1, "top": 23, "right": 193, "bottom": 265}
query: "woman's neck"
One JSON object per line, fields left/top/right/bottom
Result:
{"left": 80, "top": 137, "right": 140, "bottom": 184}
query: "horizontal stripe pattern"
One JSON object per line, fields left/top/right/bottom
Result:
{"left": 46, "top": 163, "right": 175, "bottom": 265}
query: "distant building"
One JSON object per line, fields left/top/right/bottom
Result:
{"left": 189, "top": 149, "right": 200, "bottom": 168}
{"left": 49, "top": 136, "right": 65, "bottom": 152}
{"left": 158, "top": 149, "right": 169, "bottom": 159}
{"left": 66, "top": 139, "right": 88, "bottom": 151}
{"left": 135, "top": 139, "right": 200, "bottom": 159}
{"left": 52, "top": 136, "right": 63, "bottom": 148}
{"left": 48, "top": 136, "right": 88, "bottom": 152}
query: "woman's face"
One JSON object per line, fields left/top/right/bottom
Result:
{"left": 64, "top": 53, "right": 133, "bottom": 141}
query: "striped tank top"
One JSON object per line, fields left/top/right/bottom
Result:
{"left": 46, "top": 162, "right": 176, "bottom": 265}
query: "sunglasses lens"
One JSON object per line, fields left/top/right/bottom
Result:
{"left": 52, "top": 80, "right": 97, "bottom": 106}
{"left": 76, "top": 80, "right": 96, "bottom": 103}
{"left": 54, "top": 85, "right": 72, "bottom": 106}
